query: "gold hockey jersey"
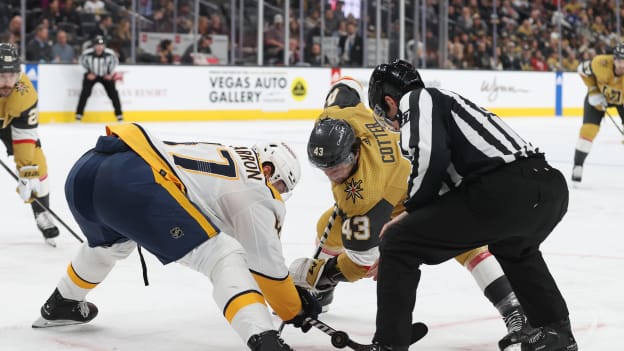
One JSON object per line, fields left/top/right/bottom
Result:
{"left": 578, "top": 55, "right": 624, "bottom": 105}
{"left": 0, "top": 74, "right": 41, "bottom": 168}
{"left": 316, "top": 92, "right": 410, "bottom": 281}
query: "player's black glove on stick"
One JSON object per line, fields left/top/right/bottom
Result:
{"left": 285, "top": 286, "right": 322, "bottom": 333}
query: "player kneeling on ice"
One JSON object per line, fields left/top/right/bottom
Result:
{"left": 289, "top": 77, "right": 528, "bottom": 345}
{"left": 32, "top": 123, "right": 320, "bottom": 351}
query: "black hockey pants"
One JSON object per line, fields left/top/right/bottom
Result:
{"left": 374, "top": 157, "right": 570, "bottom": 347}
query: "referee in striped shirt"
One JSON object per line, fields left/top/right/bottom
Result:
{"left": 366, "top": 60, "right": 577, "bottom": 351}
{"left": 75, "top": 36, "right": 123, "bottom": 122}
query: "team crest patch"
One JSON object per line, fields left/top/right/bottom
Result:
{"left": 170, "top": 226, "right": 184, "bottom": 239}
{"left": 344, "top": 178, "right": 364, "bottom": 203}
{"left": 13, "top": 81, "right": 29, "bottom": 95}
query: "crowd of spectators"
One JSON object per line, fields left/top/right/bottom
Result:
{"left": 0, "top": 0, "right": 622, "bottom": 70}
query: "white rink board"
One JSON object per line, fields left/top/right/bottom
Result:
{"left": 34, "top": 65, "right": 587, "bottom": 117}
{"left": 37, "top": 65, "right": 331, "bottom": 113}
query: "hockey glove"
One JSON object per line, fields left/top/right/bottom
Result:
{"left": 16, "top": 165, "right": 40, "bottom": 203}
{"left": 284, "top": 286, "right": 321, "bottom": 333}
{"left": 289, "top": 256, "right": 347, "bottom": 292}
{"left": 588, "top": 93, "right": 607, "bottom": 111}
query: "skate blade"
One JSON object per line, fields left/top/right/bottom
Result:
{"left": 503, "top": 343, "right": 521, "bottom": 351}
{"left": 32, "top": 316, "right": 85, "bottom": 328}
{"left": 45, "top": 238, "right": 57, "bottom": 247}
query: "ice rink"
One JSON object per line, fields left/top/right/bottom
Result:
{"left": 1, "top": 117, "right": 623, "bottom": 350}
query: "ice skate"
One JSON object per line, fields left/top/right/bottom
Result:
{"left": 520, "top": 319, "right": 577, "bottom": 351}
{"left": 571, "top": 165, "right": 583, "bottom": 183}
{"left": 32, "top": 288, "right": 98, "bottom": 328}
{"left": 35, "top": 211, "right": 59, "bottom": 246}
{"left": 247, "top": 330, "right": 295, "bottom": 351}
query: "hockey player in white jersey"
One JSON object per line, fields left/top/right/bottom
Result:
{"left": 32, "top": 123, "right": 320, "bottom": 351}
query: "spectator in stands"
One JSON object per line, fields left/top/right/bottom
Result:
{"left": 157, "top": 39, "right": 174, "bottom": 64}
{"left": 519, "top": 46, "right": 533, "bottom": 70}
{"left": 138, "top": 0, "right": 154, "bottom": 19}
{"left": 175, "top": 1, "right": 194, "bottom": 33}
{"left": 111, "top": 17, "right": 132, "bottom": 63}
{"left": 264, "top": 14, "right": 285, "bottom": 65}
{"left": 180, "top": 34, "right": 213, "bottom": 65}
{"left": 58, "top": 0, "right": 80, "bottom": 32}
{"left": 287, "top": 38, "right": 301, "bottom": 65}
{"left": 52, "top": 29, "right": 76, "bottom": 63}
{"left": 26, "top": 24, "right": 53, "bottom": 63}
{"left": 197, "top": 16, "right": 210, "bottom": 36}
{"left": 83, "top": 0, "right": 106, "bottom": 18}
{"left": 338, "top": 22, "right": 362, "bottom": 66}
{"left": 324, "top": 8, "right": 339, "bottom": 36}
{"left": 306, "top": 42, "right": 329, "bottom": 66}
{"left": 0, "top": 15, "right": 22, "bottom": 47}
{"left": 150, "top": 7, "right": 174, "bottom": 33}
{"left": 40, "top": 0, "right": 63, "bottom": 34}
{"left": 209, "top": 14, "right": 226, "bottom": 35}
{"left": 91, "top": 14, "right": 114, "bottom": 43}
{"left": 501, "top": 41, "right": 521, "bottom": 70}
{"left": 530, "top": 50, "right": 548, "bottom": 71}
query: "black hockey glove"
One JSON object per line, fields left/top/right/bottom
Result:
{"left": 285, "top": 286, "right": 321, "bottom": 333}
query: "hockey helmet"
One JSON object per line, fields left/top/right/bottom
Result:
{"left": 324, "top": 76, "right": 365, "bottom": 108}
{"left": 93, "top": 35, "right": 105, "bottom": 46}
{"left": 368, "top": 59, "right": 424, "bottom": 128}
{"left": 613, "top": 43, "right": 624, "bottom": 60}
{"left": 0, "top": 43, "right": 21, "bottom": 74}
{"left": 307, "top": 118, "right": 358, "bottom": 169}
{"left": 253, "top": 141, "right": 301, "bottom": 193}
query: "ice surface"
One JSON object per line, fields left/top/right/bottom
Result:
{"left": 1, "top": 117, "right": 622, "bottom": 350}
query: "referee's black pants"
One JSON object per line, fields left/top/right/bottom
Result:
{"left": 374, "top": 157, "right": 571, "bottom": 347}
{"left": 76, "top": 74, "right": 123, "bottom": 116}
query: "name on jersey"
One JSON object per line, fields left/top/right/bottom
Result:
{"left": 233, "top": 147, "right": 263, "bottom": 181}
{"left": 364, "top": 122, "right": 395, "bottom": 163}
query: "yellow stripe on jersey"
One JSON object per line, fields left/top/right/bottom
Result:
{"left": 106, "top": 123, "right": 185, "bottom": 192}
{"left": 67, "top": 263, "right": 98, "bottom": 289}
{"left": 150, "top": 168, "right": 218, "bottom": 238}
{"left": 108, "top": 123, "right": 218, "bottom": 239}
{"left": 252, "top": 272, "right": 301, "bottom": 321}
{"left": 223, "top": 290, "right": 266, "bottom": 323}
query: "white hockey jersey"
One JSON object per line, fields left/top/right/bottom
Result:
{"left": 106, "top": 123, "right": 302, "bottom": 321}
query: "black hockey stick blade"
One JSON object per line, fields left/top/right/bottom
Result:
{"left": 306, "top": 318, "right": 428, "bottom": 351}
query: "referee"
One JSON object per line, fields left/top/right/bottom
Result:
{"left": 75, "top": 36, "right": 123, "bottom": 122}
{"left": 366, "top": 59, "right": 577, "bottom": 351}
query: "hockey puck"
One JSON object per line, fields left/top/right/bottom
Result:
{"left": 330, "top": 331, "right": 349, "bottom": 348}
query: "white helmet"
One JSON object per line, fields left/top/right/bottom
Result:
{"left": 253, "top": 141, "right": 302, "bottom": 193}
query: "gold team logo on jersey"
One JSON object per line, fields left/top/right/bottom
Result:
{"left": 344, "top": 178, "right": 364, "bottom": 203}
{"left": 13, "top": 81, "right": 29, "bottom": 96}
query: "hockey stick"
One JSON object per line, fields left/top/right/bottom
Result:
{"left": 605, "top": 109, "right": 624, "bottom": 136}
{"left": 278, "top": 204, "right": 340, "bottom": 334}
{"left": 306, "top": 317, "right": 428, "bottom": 350}
{"left": 0, "top": 157, "right": 84, "bottom": 243}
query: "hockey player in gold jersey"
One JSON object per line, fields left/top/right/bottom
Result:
{"left": 0, "top": 42, "right": 59, "bottom": 245}
{"left": 289, "top": 77, "right": 528, "bottom": 340}
{"left": 573, "top": 42, "right": 624, "bottom": 182}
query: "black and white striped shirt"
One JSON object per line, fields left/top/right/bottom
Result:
{"left": 398, "top": 87, "right": 543, "bottom": 211}
{"left": 79, "top": 47, "right": 118, "bottom": 77}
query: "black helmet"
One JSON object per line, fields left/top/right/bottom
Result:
{"left": 93, "top": 35, "right": 105, "bottom": 46}
{"left": 0, "top": 43, "right": 21, "bottom": 73}
{"left": 614, "top": 43, "right": 624, "bottom": 60}
{"left": 307, "top": 118, "right": 357, "bottom": 169}
{"left": 368, "top": 59, "right": 424, "bottom": 126}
